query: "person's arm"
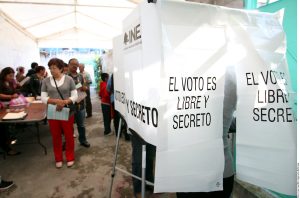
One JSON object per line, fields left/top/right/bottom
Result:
{"left": 29, "top": 76, "right": 38, "bottom": 97}
{"left": 106, "top": 77, "right": 112, "bottom": 93}
{"left": 0, "top": 81, "right": 19, "bottom": 100}
{"left": 69, "top": 89, "right": 78, "bottom": 104}
{"left": 0, "top": 93, "right": 18, "bottom": 100}
{"left": 40, "top": 78, "right": 65, "bottom": 107}
{"left": 41, "top": 92, "right": 70, "bottom": 112}
{"left": 69, "top": 78, "right": 78, "bottom": 103}
{"left": 41, "top": 91, "right": 65, "bottom": 106}
{"left": 79, "top": 74, "right": 88, "bottom": 92}
{"left": 40, "top": 79, "right": 48, "bottom": 104}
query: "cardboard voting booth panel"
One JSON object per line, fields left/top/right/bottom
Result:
{"left": 155, "top": 1, "right": 226, "bottom": 193}
{"left": 113, "top": 3, "right": 161, "bottom": 146}
{"left": 113, "top": 0, "right": 296, "bottom": 195}
{"left": 233, "top": 11, "right": 297, "bottom": 196}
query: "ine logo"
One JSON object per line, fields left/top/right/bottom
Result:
{"left": 123, "top": 24, "right": 142, "bottom": 50}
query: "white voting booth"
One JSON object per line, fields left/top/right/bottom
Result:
{"left": 113, "top": 0, "right": 296, "bottom": 196}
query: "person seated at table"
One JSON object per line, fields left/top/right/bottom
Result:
{"left": 28, "top": 66, "right": 46, "bottom": 98}
{"left": 0, "top": 67, "right": 19, "bottom": 102}
{"left": 41, "top": 58, "right": 78, "bottom": 168}
{"left": 15, "top": 66, "right": 26, "bottom": 83}
{"left": 0, "top": 67, "right": 20, "bottom": 145}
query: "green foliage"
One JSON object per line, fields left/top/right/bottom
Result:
{"left": 93, "top": 56, "right": 103, "bottom": 92}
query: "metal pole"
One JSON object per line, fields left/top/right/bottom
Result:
{"left": 108, "top": 118, "right": 122, "bottom": 198}
{"left": 141, "top": 145, "right": 146, "bottom": 198}
{"left": 36, "top": 122, "right": 47, "bottom": 155}
{"left": 115, "top": 167, "right": 154, "bottom": 186}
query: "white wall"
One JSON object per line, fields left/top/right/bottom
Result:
{"left": 0, "top": 15, "right": 39, "bottom": 72}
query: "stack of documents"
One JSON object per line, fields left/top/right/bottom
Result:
{"left": 2, "top": 111, "right": 27, "bottom": 120}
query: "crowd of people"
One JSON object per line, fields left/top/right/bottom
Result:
{"left": 0, "top": 59, "right": 94, "bottom": 190}
{"left": 0, "top": 58, "right": 235, "bottom": 198}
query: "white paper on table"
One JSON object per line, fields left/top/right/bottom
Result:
{"left": 31, "top": 100, "right": 43, "bottom": 104}
{"left": 2, "top": 111, "right": 27, "bottom": 120}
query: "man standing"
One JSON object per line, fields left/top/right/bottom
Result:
{"left": 68, "top": 58, "right": 90, "bottom": 148}
{"left": 79, "top": 63, "right": 92, "bottom": 118}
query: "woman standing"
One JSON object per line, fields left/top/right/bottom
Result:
{"left": 41, "top": 58, "right": 78, "bottom": 168}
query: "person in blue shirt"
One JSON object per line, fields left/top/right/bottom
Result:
{"left": 106, "top": 74, "right": 130, "bottom": 140}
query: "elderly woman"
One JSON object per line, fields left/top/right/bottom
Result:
{"left": 41, "top": 58, "right": 78, "bottom": 168}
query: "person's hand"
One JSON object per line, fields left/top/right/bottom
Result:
{"left": 56, "top": 100, "right": 65, "bottom": 111}
{"left": 63, "top": 99, "right": 70, "bottom": 106}
{"left": 80, "top": 86, "right": 87, "bottom": 92}
{"left": 11, "top": 93, "right": 19, "bottom": 99}
{"left": 16, "top": 82, "right": 21, "bottom": 88}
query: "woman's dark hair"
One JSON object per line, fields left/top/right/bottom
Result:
{"left": 31, "top": 62, "right": 38, "bottom": 69}
{"left": 36, "top": 66, "right": 45, "bottom": 73}
{"left": 0, "top": 67, "right": 15, "bottom": 81}
{"left": 48, "top": 58, "right": 64, "bottom": 71}
{"left": 101, "top": 73, "right": 109, "bottom": 81}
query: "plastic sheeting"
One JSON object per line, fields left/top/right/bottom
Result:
{"left": 0, "top": 0, "right": 138, "bottom": 48}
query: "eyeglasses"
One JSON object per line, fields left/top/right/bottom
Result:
{"left": 68, "top": 63, "right": 78, "bottom": 69}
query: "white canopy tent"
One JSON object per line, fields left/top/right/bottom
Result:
{"left": 0, "top": 0, "right": 140, "bottom": 48}
{"left": 0, "top": 0, "right": 244, "bottom": 49}
{"left": 0, "top": 0, "right": 242, "bottom": 68}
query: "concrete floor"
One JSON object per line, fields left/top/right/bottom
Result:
{"left": 0, "top": 89, "right": 174, "bottom": 198}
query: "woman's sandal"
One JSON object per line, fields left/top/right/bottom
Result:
{"left": 55, "top": 162, "right": 63, "bottom": 169}
{"left": 67, "top": 161, "right": 74, "bottom": 168}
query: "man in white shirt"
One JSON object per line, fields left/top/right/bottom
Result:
{"left": 79, "top": 63, "right": 92, "bottom": 118}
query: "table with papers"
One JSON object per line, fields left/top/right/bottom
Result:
{"left": 0, "top": 103, "right": 47, "bottom": 155}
